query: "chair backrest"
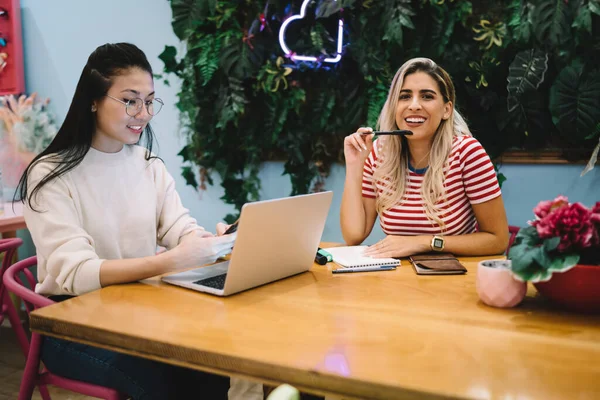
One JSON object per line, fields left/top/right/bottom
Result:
{"left": 4, "top": 256, "right": 127, "bottom": 400}
{"left": 0, "top": 238, "right": 23, "bottom": 266}
{"left": 3, "top": 256, "right": 53, "bottom": 315}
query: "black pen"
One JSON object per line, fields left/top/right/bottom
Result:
{"left": 372, "top": 130, "right": 413, "bottom": 136}
{"left": 332, "top": 266, "right": 397, "bottom": 274}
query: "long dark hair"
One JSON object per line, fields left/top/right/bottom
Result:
{"left": 16, "top": 42, "right": 158, "bottom": 210}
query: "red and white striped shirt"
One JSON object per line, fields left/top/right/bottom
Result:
{"left": 362, "top": 136, "right": 501, "bottom": 236}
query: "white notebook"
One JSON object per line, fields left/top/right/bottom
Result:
{"left": 322, "top": 246, "right": 401, "bottom": 268}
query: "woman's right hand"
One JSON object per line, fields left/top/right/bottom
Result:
{"left": 215, "top": 222, "right": 230, "bottom": 236}
{"left": 344, "top": 127, "right": 374, "bottom": 167}
{"left": 173, "top": 234, "right": 236, "bottom": 270}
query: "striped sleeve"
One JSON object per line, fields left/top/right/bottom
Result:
{"left": 361, "top": 149, "right": 377, "bottom": 199}
{"left": 459, "top": 137, "right": 501, "bottom": 204}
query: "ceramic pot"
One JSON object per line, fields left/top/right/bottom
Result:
{"left": 533, "top": 264, "right": 600, "bottom": 313}
{"left": 477, "top": 259, "right": 527, "bottom": 308}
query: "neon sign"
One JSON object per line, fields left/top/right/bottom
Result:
{"left": 278, "top": 0, "right": 344, "bottom": 63}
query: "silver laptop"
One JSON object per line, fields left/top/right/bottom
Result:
{"left": 162, "top": 191, "right": 333, "bottom": 296}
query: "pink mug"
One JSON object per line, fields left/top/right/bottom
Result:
{"left": 476, "top": 260, "right": 527, "bottom": 308}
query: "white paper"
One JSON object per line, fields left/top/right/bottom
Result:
{"left": 322, "top": 246, "right": 401, "bottom": 268}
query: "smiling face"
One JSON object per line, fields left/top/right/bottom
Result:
{"left": 394, "top": 71, "right": 452, "bottom": 144}
{"left": 92, "top": 67, "right": 155, "bottom": 153}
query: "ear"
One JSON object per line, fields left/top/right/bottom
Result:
{"left": 91, "top": 101, "right": 97, "bottom": 112}
{"left": 442, "top": 101, "right": 452, "bottom": 120}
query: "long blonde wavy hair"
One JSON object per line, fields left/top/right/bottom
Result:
{"left": 373, "top": 58, "right": 472, "bottom": 231}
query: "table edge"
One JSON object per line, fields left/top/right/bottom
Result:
{"left": 0, "top": 217, "right": 26, "bottom": 233}
{"left": 30, "top": 313, "right": 460, "bottom": 400}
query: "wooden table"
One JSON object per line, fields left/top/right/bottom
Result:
{"left": 0, "top": 201, "right": 26, "bottom": 236}
{"left": 30, "top": 252, "right": 600, "bottom": 400}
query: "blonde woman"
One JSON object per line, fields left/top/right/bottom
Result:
{"left": 341, "top": 58, "right": 508, "bottom": 257}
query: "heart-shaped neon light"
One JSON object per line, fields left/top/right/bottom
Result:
{"left": 278, "top": 0, "right": 343, "bottom": 63}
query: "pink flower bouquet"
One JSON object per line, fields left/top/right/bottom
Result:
{"left": 509, "top": 196, "right": 600, "bottom": 282}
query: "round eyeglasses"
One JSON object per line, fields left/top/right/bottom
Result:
{"left": 105, "top": 95, "right": 164, "bottom": 117}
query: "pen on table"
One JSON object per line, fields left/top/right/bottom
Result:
{"left": 315, "top": 252, "right": 328, "bottom": 265}
{"left": 332, "top": 266, "right": 397, "bottom": 274}
{"left": 315, "top": 248, "right": 332, "bottom": 265}
{"left": 318, "top": 248, "right": 332, "bottom": 260}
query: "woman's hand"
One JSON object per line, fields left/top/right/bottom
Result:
{"left": 344, "top": 127, "right": 374, "bottom": 167}
{"left": 363, "top": 235, "right": 430, "bottom": 258}
{"left": 173, "top": 234, "right": 236, "bottom": 270}
{"left": 216, "top": 222, "right": 230, "bottom": 236}
{"left": 216, "top": 220, "right": 239, "bottom": 236}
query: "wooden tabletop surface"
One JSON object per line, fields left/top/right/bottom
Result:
{"left": 30, "top": 250, "right": 600, "bottom": 399}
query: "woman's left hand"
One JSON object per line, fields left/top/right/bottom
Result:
{"left": 363, "top": 235, "right": 430, "bottom": 258}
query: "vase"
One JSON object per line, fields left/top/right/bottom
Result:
{"left": 477, "top": 259, "right": 527, "bottom": 308}
{"left": 533, "top": 264, "right": 600, "bottom": 313}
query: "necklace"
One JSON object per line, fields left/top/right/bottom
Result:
{"left": 409, "top": 149, "right": 431, "bottom": 171}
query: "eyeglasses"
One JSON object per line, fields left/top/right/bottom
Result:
{"left": 105, "top": 95, "right": 164, "bottom": 117}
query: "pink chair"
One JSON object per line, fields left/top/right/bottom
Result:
{"left": 3, "top": 256, "right": 128, "bottom": 400}
{"left": 0, "top": 237, "right": 29, "bottom": 357}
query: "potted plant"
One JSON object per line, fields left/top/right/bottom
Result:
{"left": 509, "top": 196, "right": 600, "bottom": 313}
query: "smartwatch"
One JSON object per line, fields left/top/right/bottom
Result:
{"left": 431, "top": 235, "right": 445, "bottom": 252}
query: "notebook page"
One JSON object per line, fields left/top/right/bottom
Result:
{"left": 323, "top": 246, "right": 401, "bottom": 268}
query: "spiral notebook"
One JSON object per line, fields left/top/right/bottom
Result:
{"left": 323, "top": 246, "right": 401, "bottom": 268}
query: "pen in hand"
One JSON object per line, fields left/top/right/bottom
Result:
{"left": 372, "top": 130, "right": 413, "bottom": 136}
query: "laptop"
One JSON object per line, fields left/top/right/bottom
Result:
{"left": 161, "top": 191, "right": 333, "bottom": 296}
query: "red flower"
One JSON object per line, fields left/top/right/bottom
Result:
{"left": 533, "top": 195, "right": 569, "bottom": 219}
{"left": 591, "top": 202, "right": 600, "bottom": 246}
{"left": 532, "top": 201, "right": 595, "bottom": 252}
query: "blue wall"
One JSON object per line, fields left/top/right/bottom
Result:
{"left": 15, "top": 0, "right": 600, "bottom": 254}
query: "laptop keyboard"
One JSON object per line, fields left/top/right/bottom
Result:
{"left": 193, "top": 274, "right": 227, "bottom": 290}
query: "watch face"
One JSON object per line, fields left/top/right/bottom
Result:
{"left": 433, "top": 237, "right": 444, "bottom": 249}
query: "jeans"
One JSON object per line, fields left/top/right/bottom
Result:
{"left": 41, "top": 336, "right": 230, "bottom": 400}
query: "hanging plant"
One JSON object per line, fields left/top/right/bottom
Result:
{"left": 159, "top": 0, "right": 600, "bottom": 221}
{"left": 258, "top": 57, "right": 293, "bottom": 92}
{"left": 506, "top": 49, "right": 548, "bottom": 112}
{"left": 472, "top": 19, "right": 507, "bottom": 49}
{"left": 549, "top": 60, "right": 600, "bottom": 139}
{"left": 532, "top": 0, "right": 573, "bottom": 48}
